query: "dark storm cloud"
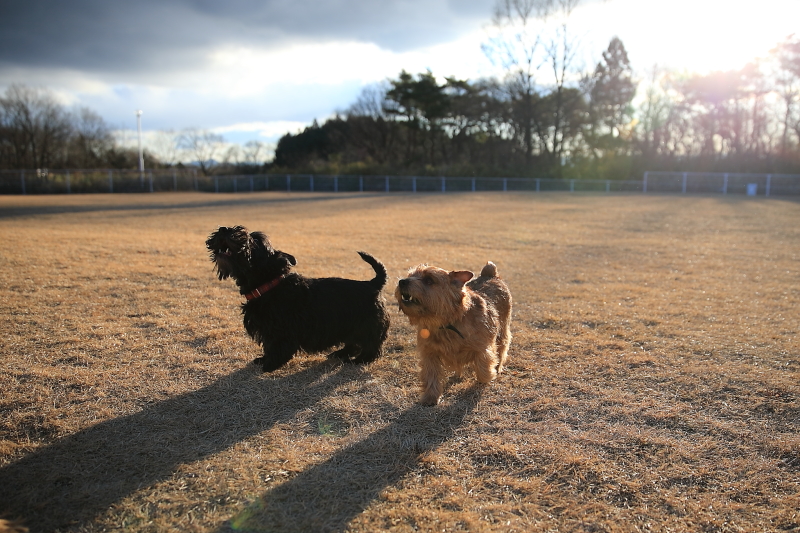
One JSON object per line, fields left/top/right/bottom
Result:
{"left": 0, "top": 0, "right": 494, "bottom": 74}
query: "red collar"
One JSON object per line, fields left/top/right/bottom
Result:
{"left": 244, "top": 275, "right": 285, "bottom": 300}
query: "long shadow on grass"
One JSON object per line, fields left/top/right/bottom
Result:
{"left": 0, "top": 193, "right": 385, "bottom": 219}
{"left": 220, "top": 385, "right": 482, "bottom": 533}
{"left": 0, "top": 362, "right": 351, "bottom": 532}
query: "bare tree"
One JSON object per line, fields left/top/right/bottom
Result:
{"left": 149, "top": 130, "right": 180, "bottom": 167}
{"left": 345, "top": 82, "right": 398, "bottom": 164}
{"left": 347, "top": 82, "right": 391, "bottom": 119}
{"left": 771, "top": 34, "right": 800, "bottom": 158}
{"left": 635, "top": 65, "right": 674, "bottom": 160}
{"left": 68, "top": 107, "right": 113, "bottom": 167}
{"left": 221, "top": 144, "right": 242, "bottom": 167}
{"left": 483, "top": 0, "right": 553, "bottom": 165}
{"left": 484, "top": 0, "right": 587, "bottom": 174}
{"left": 178, "top": 128, "right": 224, "bottom": 175}
{"left": 538, "top": 0, "right": 584, "bottom": 173}
{"left": 242, "top": 140, "right": 269, "bottom": 166}
{"left": 0, "top": 84, "right": 72, "bottom": 169}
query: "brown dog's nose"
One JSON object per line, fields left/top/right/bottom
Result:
{"left": 399, "top": 278, "right": 410, "bottom": 289}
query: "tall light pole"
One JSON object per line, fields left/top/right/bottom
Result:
{"left": 136, "top": 110, "right": 144, "bottom": 186}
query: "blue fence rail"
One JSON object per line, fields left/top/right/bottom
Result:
{"left": 1, "top": 169, "right": 799, "bottom": 195}
{"left": 643, "top": 171, "right": 800, "bottom": 196}
{"left": 210, "top": 175, "right": 646, "bottom": 194}
{"left": 0, "top": 168, "right": 201, "bottom": 195}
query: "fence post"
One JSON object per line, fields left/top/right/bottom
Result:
{"left": 723, "top": 173, "right": 728, "bottom": 195}
{"left": 310, "top": 175, "right": 314, "bottom": 192}
{"left": 536, "top": 178, "right": 540, "bottom": 192}
{"left": 471, "top": 177, "right": 476, "bottom": 192}
{"left": 194, "top": 169, "right": 198, "bottom": 191}
{"left": 441, "top": 177, "right": 446, "bottom": 192}
{"left": 385, "top": 175, "right": 389, "bottom": 193}
{"left": 173, "top": 169, "right": 178, "bottom": 191}
{"left": 643, "top": 171, "right": 648, "bottom": 193}
{"left": 286, "top": 175, "right": 291, "bottom": 192}
{"left": 249, "top": 176, "right": 253, "bottom": 192}
{"left": 682, "top": 172, "right": 687, "bottom": 194}
{"left": 412, "top": 176, "right": 417, "bottom": 193}
{"left": 503, "top": 178, "right": 507, "bottom": 191}
{"left": 148, "top": 171, "right": 153, "bottom": 192}
{"left": 215, "top": 177, "right": 219, "bottom": 193}
{"left": 109, "top": 170, "right": 113, "bottom": 193}
{"left": 20, "top": 170, "right": 26, "bottom": 195}
{"left": 570, "top": 179, "right": 574, "bottom": 192}
{"left": 66, "top": 171, "right": 71, "bottom": 194}
{"left": 334, "top": 176, "right": 338, "bottom": 193}
{"left": 359, "top": 176, "right": 363, "bottom": 192}
{"left": 606, "top": 180, "right": 610, "bottom": 193}
{"left": 766, "top": 174, "right": 771, "bottom": 197}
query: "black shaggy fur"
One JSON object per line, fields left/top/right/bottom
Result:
{"left": 206, "top": 225, "right": 390, "bottom": 372}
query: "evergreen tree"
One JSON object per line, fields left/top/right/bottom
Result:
{"left": 589, "top": 37, "right": 636, "bottom": 154}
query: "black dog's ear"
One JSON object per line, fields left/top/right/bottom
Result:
{"left": 280, "top": 252, "right": 297, "bottom": 266}
{"left": 249, "top": 231, "right": 273, "bottom": 251}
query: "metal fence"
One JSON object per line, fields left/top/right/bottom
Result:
{"left": 209, "top": 175, "right": 646, "bottom": 194}
{"left": 1, "top": 169, "right": 799, "bottom": 196}
{"left": 643, "top": 171, "right": 800, "bottom": 196}
{"left": 0, "top": 168, "right": 201, "bottom": 195}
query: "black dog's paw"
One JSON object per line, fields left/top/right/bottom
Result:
{"left": 327, "top": 345, "right": 358, "bottom": 362}
{"left": 259, "top": 357, "right": 290, "bottom": 373}
{"left": 351, "top": 349, "right": 381, "bottom": 365}
{"left": 251, "top": 356, "right": 281, "bottom": 373}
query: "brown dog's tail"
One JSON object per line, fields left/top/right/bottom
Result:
{"left": 358, "top": 251, "right": 388, "bottom": 290}
{"left": 480, "top": 261, "right": 498, "bottom": 278}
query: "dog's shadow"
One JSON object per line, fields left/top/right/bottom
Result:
{"left": 0, "top": 362, "right": 351, "bottom": 532}
{"left": 219, "top": 385, "right": 482, "bottom": 533}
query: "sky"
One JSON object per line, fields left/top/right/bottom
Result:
{"left": 1, "top": 0, "right": 798, "bottom": 161}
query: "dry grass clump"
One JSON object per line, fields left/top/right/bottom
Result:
{"left": 0, "top": 192, "right": 798, "bottom": 532}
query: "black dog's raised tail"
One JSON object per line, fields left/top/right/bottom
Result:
{"left": 358, "top": 251, "right": 388, "bottom": 290}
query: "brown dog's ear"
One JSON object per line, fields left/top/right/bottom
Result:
{"left": 448, "top": 270, "right": 474, "bottom": 287}
{"left": 280, "top": 252, "right": 297, "bottom": 266}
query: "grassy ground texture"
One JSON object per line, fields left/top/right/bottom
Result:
{"left": 0, "top": 192, "right": 798, "bottom": 532}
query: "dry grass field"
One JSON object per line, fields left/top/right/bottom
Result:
{"left": 0, "top": 191, "right": 798, "bottom": 533}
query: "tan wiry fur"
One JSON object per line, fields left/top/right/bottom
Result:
{"left": 395, "top": 262, "right": 512, "bottom": 405}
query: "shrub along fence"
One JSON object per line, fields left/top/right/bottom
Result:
{"left": 1, "top": 169, "right": 798, "bottom": 196}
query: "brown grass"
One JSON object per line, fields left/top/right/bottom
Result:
{"left": 0, "top": 191, "right": 798, "bottom": 532}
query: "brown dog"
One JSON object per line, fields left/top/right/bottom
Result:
{"left": 395, "top": 262, "right": 512, "bottom": 405}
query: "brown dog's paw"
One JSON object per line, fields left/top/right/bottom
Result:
{"left": 419, "top": 393, "right": 441, "bottom": 406}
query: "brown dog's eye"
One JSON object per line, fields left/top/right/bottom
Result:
{"left": 423, "top": 277, "right": 435, "bottom": 286}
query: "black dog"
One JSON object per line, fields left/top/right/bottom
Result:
{"left": 206, "top": 225, "right": 390, "bottom": 372}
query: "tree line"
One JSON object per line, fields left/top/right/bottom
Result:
{"left": 0, "top": 85, "right": 268, "bottom": 174}
{"left": 0, "top": 84, "right": 136, "bottom": 170}
{"left": 274, "top": 33, "right": 800, "bottom": 180}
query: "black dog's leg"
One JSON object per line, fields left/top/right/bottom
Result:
{"left": 350, "top": 317, "right": 389, "bottom": 364}
{"left": 254, "top": 339, "right": 298, "bottom": 372}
